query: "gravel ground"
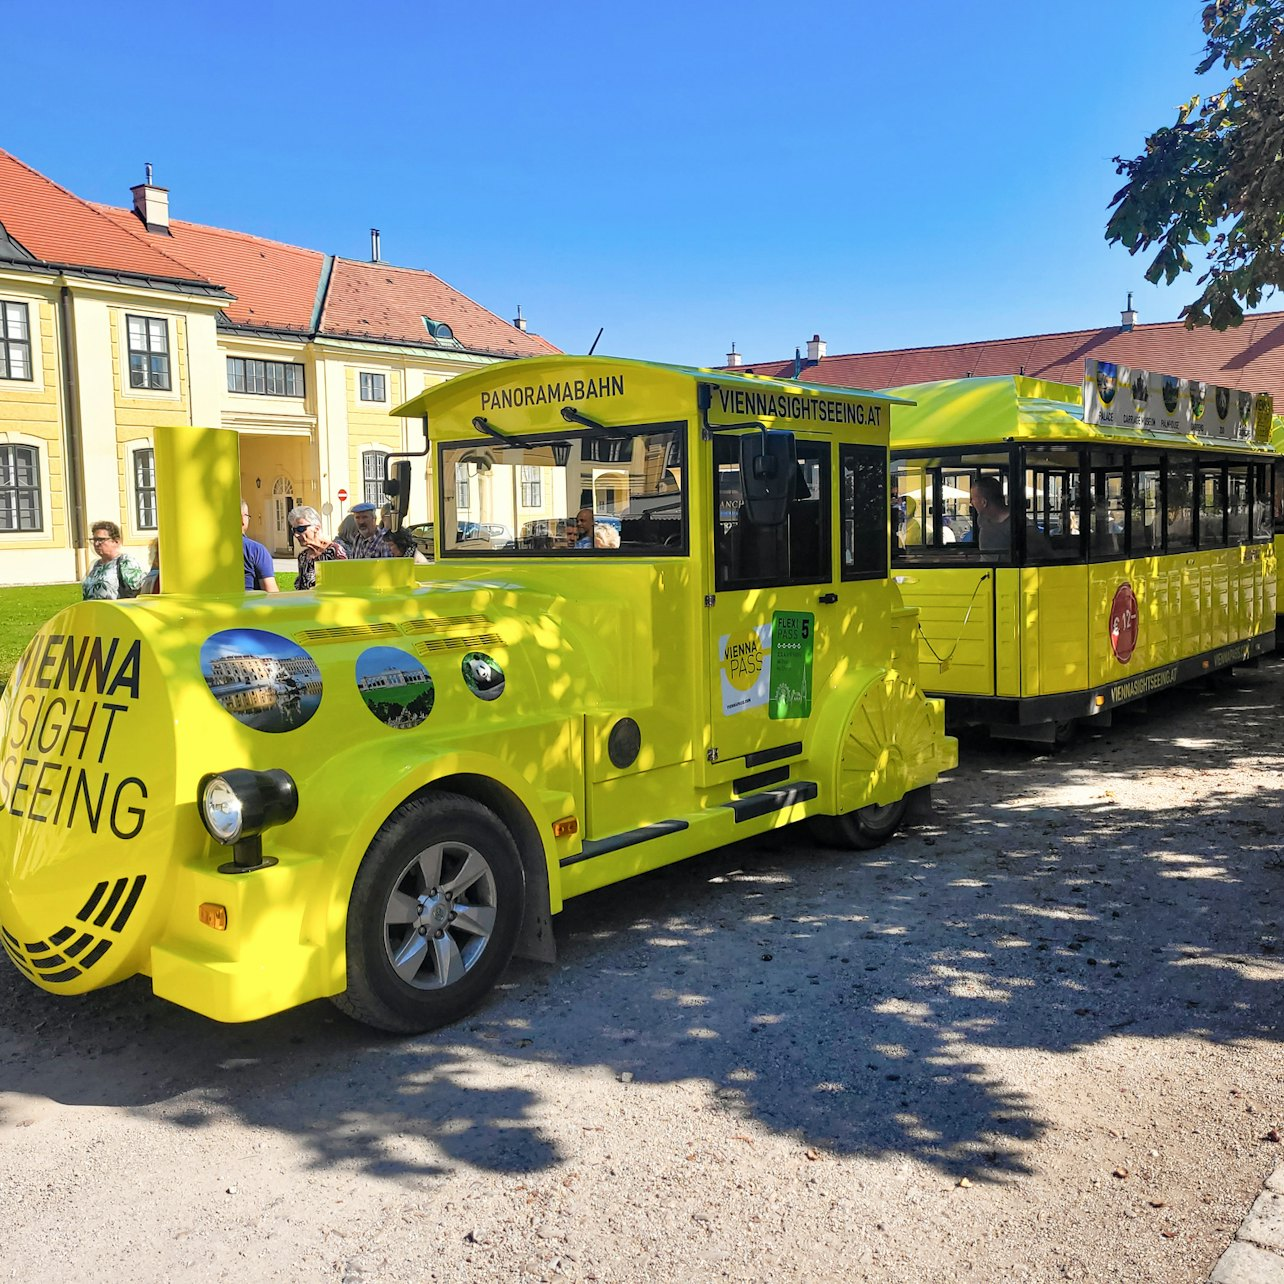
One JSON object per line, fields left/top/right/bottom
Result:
{"left": 1, "top": 658, "right": 1283, "bottom": 1283}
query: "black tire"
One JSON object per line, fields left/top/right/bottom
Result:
{"left": 809, "top": 797, "right": 908, "bottom": 851}
{"left": 332, "top": 792, "right": 525, "bottom": 1034}
{"left": 1052, "top": 719, "right": 1078, "bottom": 749}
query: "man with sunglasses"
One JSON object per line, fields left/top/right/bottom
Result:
{"left": 81, "top": 521, "right": 146, "bottom": 600}
{"left": 287, "top": 504, "right": 347, "bottom": 590}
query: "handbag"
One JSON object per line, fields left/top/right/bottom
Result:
{"left": 115, "top": 558, "right": 140, "bottom": 600}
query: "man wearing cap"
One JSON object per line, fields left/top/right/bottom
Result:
{"left": 340, "top": 502, "right": 395, "bottom": 559}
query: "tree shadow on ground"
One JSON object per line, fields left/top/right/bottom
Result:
{"left": 1, "top": 663, "right": 1281, "bottom": 1185}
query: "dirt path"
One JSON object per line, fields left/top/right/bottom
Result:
{"left": 1, "top": 660, "right": 1282, "bottom": 1283}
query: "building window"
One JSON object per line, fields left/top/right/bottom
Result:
{"left": 520, "top": 465, "right": 542, "bottom": 507}
{"left": 0, "top": 301, "right": 32, "bottom": 381}
{"left": 133, "top": 447, "right": 157, "bottom": 530}
{"left": 362, "top": 450, "right": 389, "bottom": 506}
{"left": 227, "top": 357, "right": 305, "bottom": 398}
{"left": 456, "top": 463, "right": 471, "bottom": 511}
{"left": 0, "top": 444, "right": 42, "bottom": 531}
{"left": 359, "top": 372, "right": 386, "bottom": 402}
{"left": 126, "top": 315, "right": 171, "bottom": 390}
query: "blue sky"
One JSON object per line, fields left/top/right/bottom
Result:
{"left": 9, "top": 1, "right": 1228, "bottom": 366}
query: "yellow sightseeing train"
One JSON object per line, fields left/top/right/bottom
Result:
{"left": 888, "top": 373, "right": 1276, "bottom": 744}
{"left": 0, "top": 356, "right": 955, "bottom": 1033}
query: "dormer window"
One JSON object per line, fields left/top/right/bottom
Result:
{"left": 422, "top": 318, "right": 458, "bottom": 345}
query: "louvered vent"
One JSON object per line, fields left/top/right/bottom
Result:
{"left": 295, "top": 623, "right": 402, "bottom": 644}
{"left": 401, "top": 615, "right": 493, "bottom": 635}
{"left": 414, "top": 633, "right": 503, "bottom": 656}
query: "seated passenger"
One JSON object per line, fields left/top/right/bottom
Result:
{"left": 902, "top": 497, "right": 923, "bottom": 547}
{"left": 970, "top": 477, "right": 1011, "bottom": 553}
{"left": 593, "top": 522, "right": 621, "bottom": 549}
{"left": 969, "top": 477, "right": 1051, "bottom": 558}
{"left": 569, "top": 507, "right": 595, "bottom": 548}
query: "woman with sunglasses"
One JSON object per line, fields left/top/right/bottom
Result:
{"left": 287, "top": 504, "right": 347, "bottom": 590}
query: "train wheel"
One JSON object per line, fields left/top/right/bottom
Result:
{"left": 332, "top": 792, "right": 524, "bottom": 1034}
{"left": 809, "top": 797, "right": 908, "bottom": 851}
{"left": 1053, "top": 719, "right": 1078, "bottom": 749}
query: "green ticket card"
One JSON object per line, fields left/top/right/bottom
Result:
{"left": 769, "top": 611, "right": 813, "bottom": 719}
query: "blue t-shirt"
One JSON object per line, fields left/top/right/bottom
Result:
{"left": 243, "top": 535, "right": 275, "bottom": 590}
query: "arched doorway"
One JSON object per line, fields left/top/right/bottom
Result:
{"left": 270, "top": 475, "right": 296, "bottom": 556}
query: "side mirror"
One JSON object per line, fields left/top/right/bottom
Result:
{"left": 739, "top": 429, "right": 797, "bottom": 526}
{"left": 382, "top": 460, "right": 412, "bottom": 528}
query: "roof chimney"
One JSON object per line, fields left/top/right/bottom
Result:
{"left": 130, "top": 164, "right": 170, "bottom": 234}
{"left": 1121, "top": 291, "right": 1138, "bottom": 331}
{"left": 726, "top": 342, "right": 742, "bottom": 367}
{"left": 806, "top": 333, "right": 826, "bottom": 362}
{"left": 793, "top": 347, "right": 802, "bottom": 379}
{"left": 513, "top": 305, "right": 527, "bottom": 332}
{"left": 370, "top": 228, "right": 381, "bottom": 263}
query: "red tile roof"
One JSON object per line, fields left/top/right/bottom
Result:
{"left": 734, "top": 315, "right": 1284, "bottom": 401}
{"left": 92, "top": 206, "right": 324, "bottom": 330}
{"left": 0, "top": 149, "right": 214, "bottom": 284}
{"left": 1, "top": 149, "right": 558, "bottom": 356}
{"left": 321, "top": 259, "right": 559, "bottom": 358}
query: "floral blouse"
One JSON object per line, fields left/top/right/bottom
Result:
{"left": 295, "top": 541, "right": 347, "bottom": 590}
{"left": 82, "top": 554, "right": 146, "bottom": 600}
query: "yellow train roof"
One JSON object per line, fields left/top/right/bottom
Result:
{"left": 392, "top": 354, "right": 910, "bottom": 440}
{"left": 887, "top": 375, "right": 1275, "bottom": 456}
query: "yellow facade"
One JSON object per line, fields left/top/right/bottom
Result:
{"left": 0, "top": 268, "right": 515, "bottom": 583}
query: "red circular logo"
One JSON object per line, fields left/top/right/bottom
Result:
{"left": 1109, "top": 582, "right": 1139, "bottom": 663}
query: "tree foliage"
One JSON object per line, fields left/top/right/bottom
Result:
{"left": 1107, "top": 1, "right": 1284, "bottom": 328}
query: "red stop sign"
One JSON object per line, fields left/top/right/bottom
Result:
{"left": 337, "top": 488, "right": 348, "bottom": 503}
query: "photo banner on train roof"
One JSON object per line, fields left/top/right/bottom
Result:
{"left": 1082, "top": 360, "right": 1273, "bottom": 443}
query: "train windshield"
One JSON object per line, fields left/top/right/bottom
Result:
{"left": 436, "top": 423, "right": 686, "bottom": 556}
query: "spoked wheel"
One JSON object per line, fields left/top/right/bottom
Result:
{"left": 809, "top": 796, "right": 908, "bottom": 851}
{"left": 333, "top": 792, "right": 524, "bottom": 1033}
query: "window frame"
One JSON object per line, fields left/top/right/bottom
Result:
{"left": 839, "top": 442, "right": 889, "bottom": 582}
{"left": 226, "top": 356, "right": 305, "bottom": 399}
{"left": 519, "top": 464, "right": 543, "bottom": 508}
{"left": 132, "top": 445, "right": 158, "bottom": 531}
{"left": 126, "top": 314, "right": 171, "bottom": 391}
{"left": 713, "top": 434, "right": 831, "bottom": 590}
{"left": 359, "top": 371, "right": 387, "bottom": 403}
{"left": 362, "top": 449, "right": 390, "bottom": 507}
{"left": 0, "top": 300, "right": 32, "bottom": 382}
{"left": 0, "top": 442, "right": 43, "bottom": 533}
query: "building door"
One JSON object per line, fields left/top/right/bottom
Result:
{"left": 271, "top": 476, "right": 296, "bottom": 556}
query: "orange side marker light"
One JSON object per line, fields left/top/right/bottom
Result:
{"left": 199, "top": 903, "right": 228, "bottom": 931}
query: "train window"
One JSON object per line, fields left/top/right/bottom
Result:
{"left": 1227, "top": 464, "right": 1250, "bottom": 543}
{"left": 1274, "top": 461, "right": 1284, "bottom": 533}
{"left": 1165, "top": 457, "right": 1196, "bottom": 552}
{"left": 1251, "top": 463, "right": 1273, "bottom": 542}
{"left": 1197, "top": 464, "right": 1228, "bottom": 548}
{"left": 714, "top": 436, "right": 830, "bottom": 589}
{"left": 1023, "top": 447, "right": 1083, "bottom": 563}
{"left": 840, "top": 444, "right": 887, "bottom": 581}
{"left": 1088, "top": 452, "right": 1125, "bottom": 559}
{"left": 1129, "top": 460, "right": 1162, "bottom": 555}
{"left": 890, "top": 458, "right": 977, "bottom": 558}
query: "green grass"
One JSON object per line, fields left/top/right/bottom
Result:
{"left": 0, "top": 583, "right": 82, "bottom": 688}
{"left": 0, "top": 573, "right": 299, "bottom": 690}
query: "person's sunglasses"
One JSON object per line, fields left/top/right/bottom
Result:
{"left": 292, "top": 524, "right": 312, "bottom": 536}
{"left": 90, "top": 536, "right": 110, "bottom": 544}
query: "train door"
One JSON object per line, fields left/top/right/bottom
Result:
{"left": 704, "top": 435, "right": 834, "bottom": 768}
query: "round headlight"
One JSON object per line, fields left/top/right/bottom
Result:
{"left": 201, "top": 775, "right": 245, "bottom": 844}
